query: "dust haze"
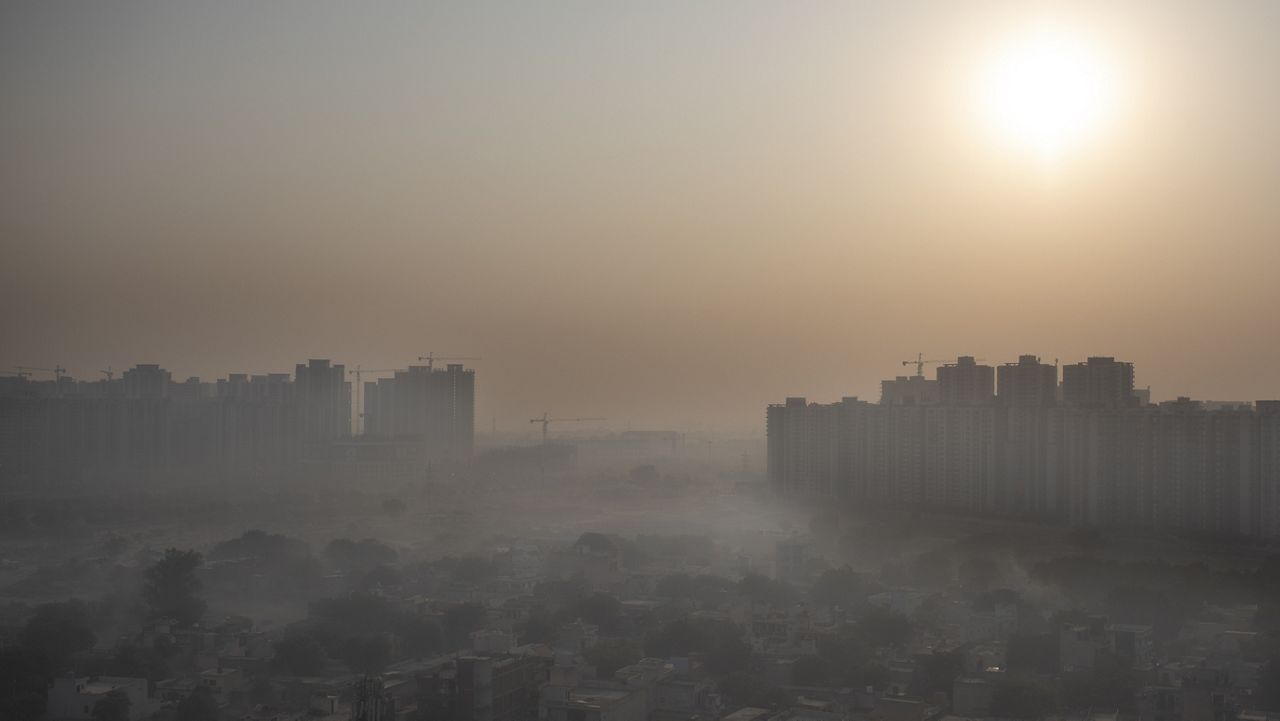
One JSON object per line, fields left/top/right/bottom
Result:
{"left": 3, "top": 3, "right": 1280, "bottom": 721}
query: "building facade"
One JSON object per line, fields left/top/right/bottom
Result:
{"left": 767, "top": 356, "right": 1280, "bottom": 537}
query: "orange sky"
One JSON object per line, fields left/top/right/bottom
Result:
{"left": 2, "top": 2, "right": 1278, "bottom": 429}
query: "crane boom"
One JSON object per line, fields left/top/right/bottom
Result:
{"left": 416, "top": 353, "right": 481, "bottom": 371}
{"left": 347, "top": 365, "right": 403, "bottom": 435}
{"left": 529, "top": 413, "right": 606, "bottom": 444}
{"left": 900, "top": 354, "right": 986, "bottom": 378}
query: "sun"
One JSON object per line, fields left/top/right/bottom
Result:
{"left": 975, "top": 22, "right": 1117, "bottom": 163}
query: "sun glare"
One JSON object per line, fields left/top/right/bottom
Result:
{"left": 976, "top": 22, "right": 1117, "bottom": 164}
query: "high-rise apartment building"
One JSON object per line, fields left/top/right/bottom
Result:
{"left": 295, "top": 359, "right": 351, "bottom": 444}
{"left": 880, "top": 376, "right": 940, "bottom": 406}
{"left": 765, "top": 397, "right": 839, "bottom": 499}
{"left": 1062, "top": 357, "right": 1136, "bottom": 407}
{"left": 997, "top": 355, "right": 1058, "bottom": 407}
{"left": 768, "top": 355, "right": 1280, "bottom": 538}
{"left": 364, "top": 363, "right": 475, "bottom": 460}
{"left": 937, "top": 356, "right": 995, "bottom": 405}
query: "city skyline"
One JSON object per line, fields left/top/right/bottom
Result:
{"left": 6, "top": 4, "right": 1280, "bottom": 718}
{"left": 3, "top": 1, "right": 1279, "bottom": 428}
{"left": 768, "top": 354, "right": 1280, "bottom": 538}
{"left": 3, "top": 349, "right": 1273, "bottom": 434}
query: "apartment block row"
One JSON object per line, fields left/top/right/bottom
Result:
{"left": 0, "top": 359, "right": 475, "bottom": 490}
{"left": 767, "top": 355, "right": 1280, "bottom": 536}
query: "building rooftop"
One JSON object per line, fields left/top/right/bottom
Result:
{"left": 562, "top": 687, "right": 633, "bottom": 709}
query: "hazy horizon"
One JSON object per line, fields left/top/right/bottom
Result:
{"left": 3, "top": 1, "right": 1278, "bottom": 429}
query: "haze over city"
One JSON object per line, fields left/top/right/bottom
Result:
{"left": 4, "top": 4, "right": 1280, "bottom": 721}
{"left": 3, "top": 1, "right": 1279, "bottom": 428}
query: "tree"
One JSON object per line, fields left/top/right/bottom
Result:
{"left": 656, "top": 574, "right": 735, "bottom": 606}
{"left": 656, "top": 574, "right": 698, "bottom": 599}
{"left": 629, "top": 465, "right": 660, "bottom": 483}
{"left": 437, "top": 556, "right": 497, "bottom": 587}
{"left": 19, "top": 600, "right": 96, "bottom": 668}
{"left": 809, "top": 509, "right": 841, "bottom": 543}
{"left": 516, "top": 611, "right": 557, "bottom": 645}
{"left": 1260, "top": 656, "right": 1280, "bottom": 711}
{"left": 645, "top": 618, "right": 752, "bottom": 676}
{"left": 0, "top": 648, "right": 52, "bottom": 721}
{"left": 817, "top": 628, "right": 870, "bottom": 669}
{"left": 336, "top": 635, "right": 391, "bottom": 674}
{"left": 312, "top": 593, "right": 399, "bottom": 634}
{"left": 565, "top": 593, "right": 622, "bottom": 634}
{"left": 1060, "top": 651, "right": 1139, "bottom": 712}
{"left": 273, "top": 633, "right": 327, "bottom": 676}
{"left": 324, "top": 538, "right": 398, "bottom": 572}
{"left": 852, "top": 606, "right": 912, "bottom": 650}
{"left": 102, "top": 639, "right": 176, "bottom": 682}
{"left": 441, "top": 603, "right": 487, "bottom": 651}
{"left": 208, "top": 529, "right": 309, "bottom": 563}
{"left": 790, "top": 655, "right": 831, "bottom": 686}
{"left": 991, "top": 679, "right": 1055, "bottom": 720}
{"left": 1068, "top": 527, "right": 1105, "bottom": 554}
{"left": 143, "top": 549, "right": 206, "bottom": 626}
{"left": 395, "top": 614, "right": 443, "bottom": 658}
{"left": 575, "top": 533, "right": 616, "bottom": 555}
{"left": 91, "top": 690, "right": 131, "bottom": 721}
{"left": 1007, "top": 633, "right": 1058, "bottom": 675}
{"left": 737, "top": 574, "right": 797, "bottom": 606}
{"left": 909, "top": 549, "right": 953, "bottom": 588}
{"left": 916, "top": 651, "right": 963, "bottom": 697}
{"left": 1107, "top": 584, "right": 1191, "bottom": 640}
{"left": 359, "top": 564, "right": 404, "bottom": 591}
{"left": 585, "top": 639, "right": 641, "bottom": 679}
{"left": 249, "top": 678, "right": 276, "bottom": 706}
{"left": 175, "top": 685, "right": 219, "bottom": 721}
{"left": 959, "top": 556, "right": 1004, "bottom": 591}
{"left": 718, "top": 673, "right": 793, "bottom": 710}
{"left": 809, "top": 568, "right": 872, "bottom": 608}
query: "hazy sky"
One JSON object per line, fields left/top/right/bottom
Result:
{"left": 2, "top": 1, "right": 1278, "bottom": 429}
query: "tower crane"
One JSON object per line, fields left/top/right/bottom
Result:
{"left": 346, "top": 365, "right": 402, "bottom": 435}
{"left": 900, "top": 354, "right": 985, "bottom": 378}
{"left": 15, "top": 365, "right": 65, "bottom": 381}
{"left": 529, "top": 413, "right": 605, "bottom": 445}
{"left": 100, "top": 366, "right": 114, "bottom": 381}
{"left": 416, "top": 353, "right": 481, "bottom": 371}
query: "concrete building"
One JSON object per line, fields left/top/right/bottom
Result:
{"left": 994, "top": 357, "right": 1057, "bottom": 514}
{"left": 996, "top": 355, "right": 1057, "bottom": 408}
{"left": 364, "top": 363, "right": 475, "bottom": 460}
{"left": 122, "top": 364, "right": 171, "bottom": 399}
{"left": 936, "top": 356, "right": 995, "bottom": 406}
{"left": 767, "top": 355, "right": 1280, "bottom": 538}
{"left": 0, "top": 362, "right": 332, "bottom": 490}
{"left": 541, "top": 685, "right": 647, "bottom": 721}
{"left": 294, "top": 359, "right": 350, "bottom": 444}
{"left": 419, "top": 654, "right": 548, "bottom": 721}
{"left": 880, "top": 375, "right": 939, "bottom": 406}
{"left": 1062, "top": 356, "right": 1137, "bottom": 408}
{"left": 766, "top": 398, "right": 839, "bottom": 500}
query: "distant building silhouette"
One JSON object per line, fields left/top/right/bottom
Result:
{"left": 0, "top": 357, "right": 482, "bottom": 490}
{"left": 364, "top": 363, "right": 475, "bottom": 461}
{"left": 1061, "top": 356, "right": 1136, "bottom": 407}
{"left": 937, "top": 356, "right": 995, "bottom": 405}
{"left": 996, "top": 355, "right": 1058, "bottom": 407}
{"left": 880, "top": 375, "right": 939, "bottom": 406}
{"left": 122, "top": 363, "right": 171, "bottom": 399}
{"left": 768, "top": 355, "right": 1280, "bottom": 537}
{"left": 294, "top": 359, "right": 351, "bottom": 443}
